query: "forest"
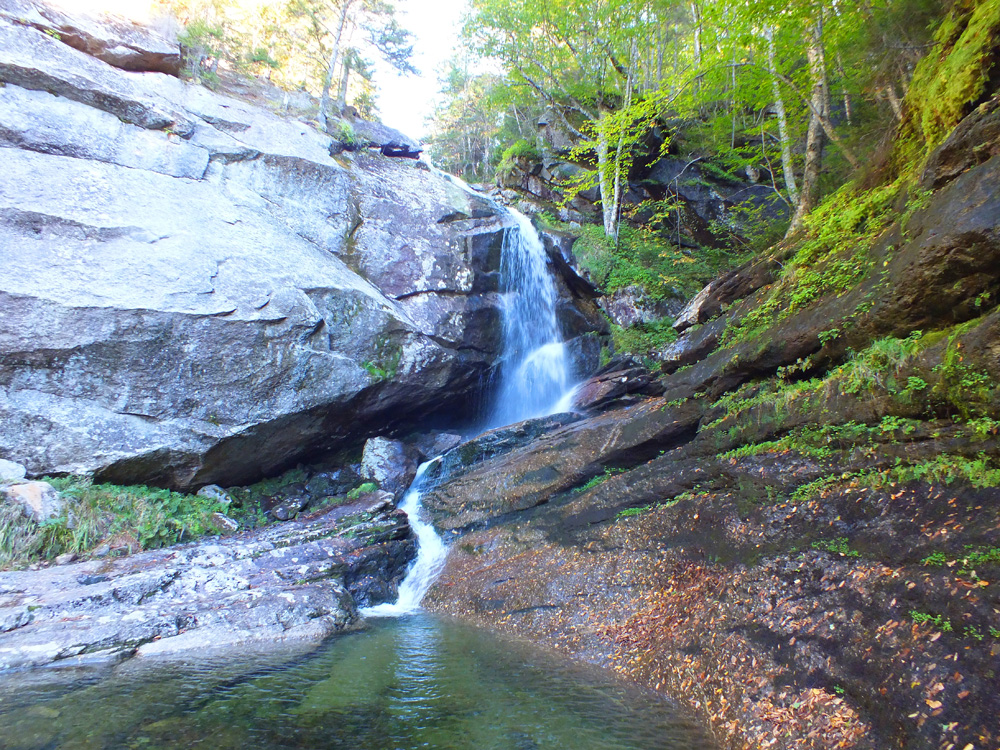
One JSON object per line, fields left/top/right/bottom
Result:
{"left": 2, "top": 0, "right": 999, "bottom": 747}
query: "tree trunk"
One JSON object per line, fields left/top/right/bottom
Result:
{"left": 765, "top": 25, "right": 799, "bottom": 207}
{"left": 597, "top": 107, "right": 616, "bottom": 238}
{"left": 836, "top": 52, "right": 852, "bottom": 125}
{"left": 337, "top": 55, "right": 351, "bottom": 108}
{"left": 790, "top": 11, "right": 827, "bottom": 233}
{"left": 691, "top": 2, "right": 702, "bottom": 68}
{"left": 318, "top": 1, "right": 352, "bottom": 132}
{"left": 884, "top": 84, "right": 904, "bottom": 121}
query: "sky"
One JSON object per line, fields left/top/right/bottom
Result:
{"left": 374, "top": 0, "right": 468, "bottom": 141}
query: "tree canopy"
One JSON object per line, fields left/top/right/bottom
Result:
{"left": 427, "top": 0, "right": 945, "bottom": 238}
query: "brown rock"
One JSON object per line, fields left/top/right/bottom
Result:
{"left": 1, "top": 481, "right": 63, "bottom": 523}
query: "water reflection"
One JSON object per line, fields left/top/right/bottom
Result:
{"left": 0, "top": 615, "right": 715, "bottom": 750}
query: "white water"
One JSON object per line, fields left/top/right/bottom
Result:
{"left": 489, "top": 209, "right": 577, "bottom": 427}
{"left": 360, "top": 458, "right": 446, "bottom": 617}
{"left": 364, "top": 187, "right": 580, "bottom": 619}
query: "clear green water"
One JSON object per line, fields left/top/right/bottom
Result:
{"left": 0, "top": 614, "right": 714, "bottom": 750}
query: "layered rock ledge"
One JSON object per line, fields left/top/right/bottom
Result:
{"left": 0, "top": 494, "right": 413, "bottom": 672}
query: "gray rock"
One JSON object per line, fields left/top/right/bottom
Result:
{"left": 210, "top": 512, "right": 239, "bottom": 532}
{"left": 0, "top": 14, "right": 605, "bottom": 493}
{"left": 197, "top": 484, "right": 233, "bottom": 507}
{"left": 599, "top": 285, "right": 684, "bottom": 328}
{"left": 410, "top": 431, "right": 464, "bottom": 461}
{"left": 0, "top": 85, "right": 209, "bottom": 178}
{"left": 0, "top": 497, "right": 414, "bottom": 671}
{"left": 0, "top": 0, "right": 182, "bottom": 75}
{"left": 0, "top": 17, "right": 511, "bottom": 490}
{"left": 360, "top": 437, "right": 415, "bottom": 500}
{"left": 271, "top": 496, "right": 307, "bottom": 521}
{"left": 0, "top": 19, "right": 191, "bottom": 132}
{"left": 1, "top": 481, "right": 63, "bottom": 523}
{"left": 340, "top": 116, "right": 422, "bottom": 158}
{"left": 537, "top": 108, "right": 576, "bottom": 154}
{"left": 0, "top": 459, "right": 26, "bottom": 483}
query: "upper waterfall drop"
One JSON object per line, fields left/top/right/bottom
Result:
{"left": 362, "top": 172, "right": 580, "bottom": 620}
{"left": 488, "top": 209, "right": 577, "bottom": 428}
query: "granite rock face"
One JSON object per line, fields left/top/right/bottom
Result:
{"left": 0, "top": 0, "right": 182, "bottom": 76}
{"left": 0, "top": 15, "right": 584, "bottom": 490}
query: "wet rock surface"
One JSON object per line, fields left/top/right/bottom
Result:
{"left": 426, "top": 395, "right": 1000, "bottom": 750}
{"left": 424, "top": 97, "right": 1000, "bottom": 750}
{"left": 572, "top": 358, "right": 664, "bottom": 412}
{"left": 0, "top": 14, "right": 602, "bottom": 490}
{"left": 0, "top": 496, "right": 414, "bottom": 671}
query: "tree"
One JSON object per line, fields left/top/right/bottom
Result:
{"left": 287, "top": 0, "right": 416, "bottom": 131}
{"left": 444, "top": 0, "right": 943, "bottom": 243}
{"left": 466, "top": 0, "right": 667, "bottom": 238}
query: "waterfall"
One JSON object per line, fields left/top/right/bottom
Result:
{"left": 360, "top": 458, "right": 445, "bottom": 617}
{"left": 363, "top": 190, "right": 579, "bottom": 619}
{"left": 488, "top": 209, "right": 577, "bottom": 427}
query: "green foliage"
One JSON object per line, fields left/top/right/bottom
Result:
{"left": 560, "top": 92, "right": 672, "bottom": 235}
{"left": 903, "top": 0, "right": 1000, "bottom": 154}
{"left": 790, "top": 473, "right": 859, "bottom": 503}
{"left": 347, "top": 481, "right": 378, "bottom": 499}
{"left": 922, "top": 546, "right": 1000, "bottom": 578}
{"left": 931, "top": 334, "right": 996, "bottom": 419}
{"left": 610, "top": 319, "right": 677, "bottom": 358}
{"left": 226, "top": 466, "right": 306, "bottom": 527}
{"left": 1, "top": 478, "right": 226, "bottom": 570}
{"left": 724, "top": 180, "right": 902, "bottom": 346}
{"left": 574, "top": 467, "right": 625, "bottom": 493}
{"left": 835, "top": 331, "right": 925, "bottom": 396}
{"left": 361, "top": 340, "right": 402, "bottom": 382}
{"left": 497, "top": 139, "right": 540, "bottom": 175}
{"left": 890, "top": 454, "right": 1000, "bottom": 489}
{"left": 910, "top": 610, "right": 953, "bottom": 632}
{"left": 811, "top": 537, "right": 861, "bottom": 557}
{"left": 333, "top": 120, "right": 361, "bottom": 147}
{"left": 426, "top": 62, "right": 520, "bottom": 181}
{"left": 542, "top": 214, "right": 743, "bottom": 304}
{"left": 718, "top": 441, "right": 784, "bottom": 460}
{"left": 616, "top": 503, "right": 654, "bottom": 518}
{"left": 177, "top": 17, "right": 227, "bottom": 78}
{"left": 920, "top": 551, "right": 949, "bottom": 567}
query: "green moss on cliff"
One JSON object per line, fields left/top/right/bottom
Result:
{"left": 898, "top": 0, "right": 1000, "bottom": 167}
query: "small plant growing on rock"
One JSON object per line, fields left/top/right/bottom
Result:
{"left": 334, "top": 120, "right": 362, "bottom": 149}
{"left": 811, "top": 537, "right": 861, "bottom": 557}
{"left": 347, "top": 482, "right": 378, "bottom": 500}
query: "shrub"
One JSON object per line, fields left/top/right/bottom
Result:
{"left": 1, "top": 478, "right": 227, "bottom": 570}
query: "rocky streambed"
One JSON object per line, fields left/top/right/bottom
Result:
{"left": 0, "top": 492, "right": 413, "bottom": 671}
{"left": 422, "top": 397, "right": 1000, "bottom": 750}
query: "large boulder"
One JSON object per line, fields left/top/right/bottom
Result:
{"left": 0, "top": 18, "right": 518, "bottom": 490}
{"left": 0, "top": 0, "right": 182, "bottom": 76}
{"left": 341, "top": 116, "right": 422, "bottom": 158}
{"left": 599, "top": 285, "right": 684, "bottom": 328}
{"left": 0, "top": 459, "right": 26, "bottom": 483}
{"left": 360, "top": 437, "right": 416, "bottom": 500}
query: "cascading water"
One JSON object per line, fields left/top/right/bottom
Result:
{"left": 488, "top": 209, "right": 577, "bottom": 427}
{"left": 360, "top": 457, "right": 446, "bottom": 617}
{"left": 364, "top": 190, "right": 579, "bottom": 618}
